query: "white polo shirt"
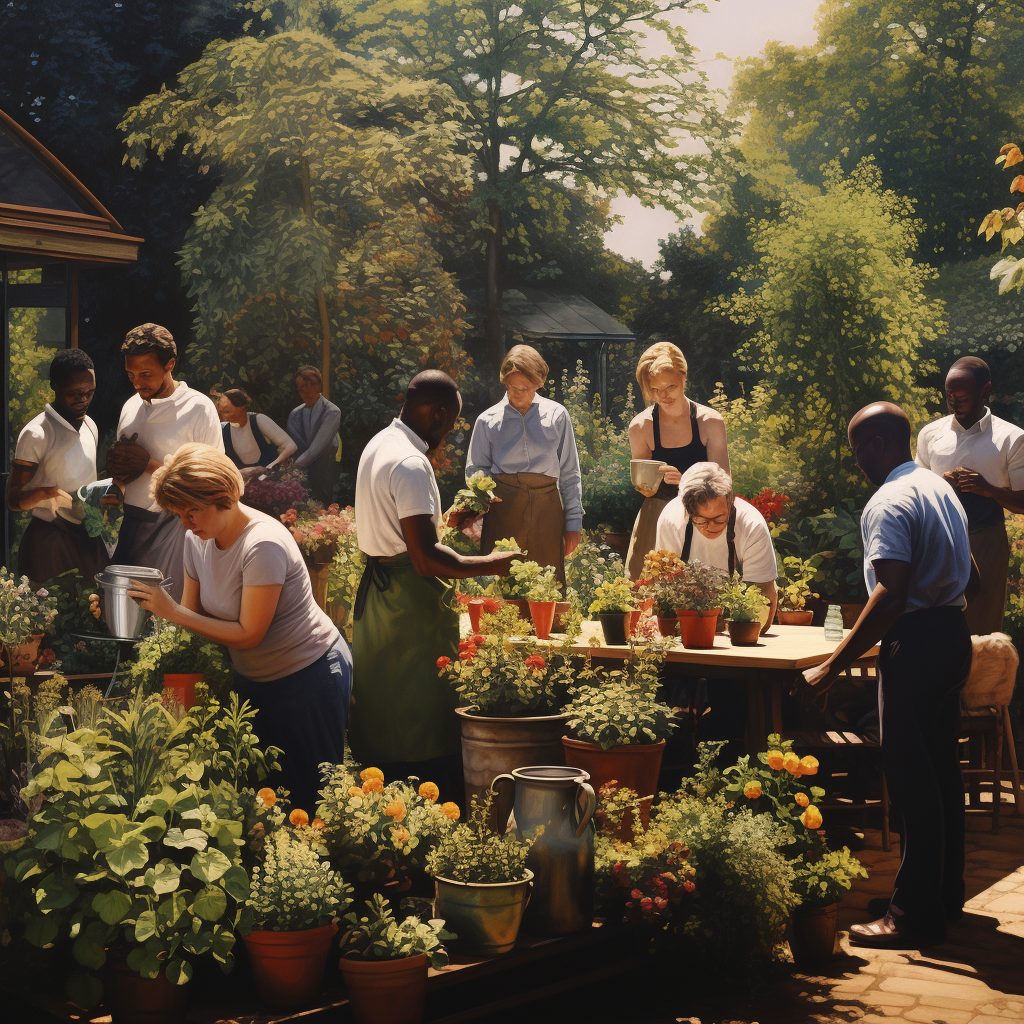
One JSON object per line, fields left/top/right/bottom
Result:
{"left": 654, "top": 495, "right": 778, "bottom": 584}
{"left": 355, "top": 419, "right": 442, "bottom": 557}
{"left": 116, "top": 381, "right": 224, "bottom": 511}
{"left": 14, "top": 405, "right": 98, "bottom": 523}
{"left": 861, "top": 462, "right": 970, "bottom": 612}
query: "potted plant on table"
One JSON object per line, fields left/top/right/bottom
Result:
{"left": 281, "top": 504, "right": 357, "bottom": 610}
{"left": 668, "top": 562, "right": 729, "bottom": 649}
{"left": 243, "top": 828, "right": 352, "bottom": 1008}
{"left": 721, "top": 577, "right": 770, "bottom": 646}
{"left": 562, "top": 641, "right": 675, "bottom": 839}
{"left": 522, "top": 564, "right": 563, "bottom": 640}
{"left": 338, "top": 893, "right": 451, "bottom": 1024}
{"left": 426, "top": 791, "right": 535, "bottom": 957}
{"left": 1, "top": 568, "right": 58, "bottom": 677}
{"left": 634, "top": 550, "right": 688, "bottom": 638}
{"left": 588, "top": 576, "right": 637, "bottom": 646}
{"left": 776, "top": 555, "right": 821, "bottom": 626}
{"left": 124, "top": 622, "right": 233, "bottom": 708}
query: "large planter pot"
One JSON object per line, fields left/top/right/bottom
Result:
{"left": 561, "top": 737, "right": 665, "bottom": 840}
{"left": 656, "top": 615, "right": 678, "bottom": 638}
{"left": 1, "top": 634, "right": 44, "bottom": 676}
{"left": 456, "top": 707, "right": 569, "bottom": 830}
{"left": 339, "top": 953, "right": 428, "bottom": 1024}
{"left": 243, "top": 922, "right": 337, "bottom": 1008}
{"left": 727, "top": 620, "right": 762, "bottom": 646}
{"left": 528, "top": 600, "right": 557, "bottom": 640}
{"left": 788, "top": 903, "right": 839, "bottom": 967}
{"left": 162, "top": 672, "right": 204, "bottom": 710}
{"left": 432, "top": 870, "right": 533, "bottom": 956}
{"left": 597, "top": 611, "right": 628, "bottom": 646}
{"left": 102, "top": 951, "right": 187, "bottom": 1024}
{"left": 675, "top": 609, "right": 721, "bottom": 649}
{"left": 777, "top": 609, "right": 814, "bottom": 626}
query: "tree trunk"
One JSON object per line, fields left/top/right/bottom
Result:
{"left": 484, "top": 198, "right": 505, "bottom": 379}
{"left": 301, "top": 157, "right": 332, "bottom": 399}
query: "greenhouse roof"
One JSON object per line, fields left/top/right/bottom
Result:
{"left": 501, "top": 288, "right": 634, "bottom": 343}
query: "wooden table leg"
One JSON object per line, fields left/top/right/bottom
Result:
{"left": 745, "top": 673, "right": 767, "bottom": 754}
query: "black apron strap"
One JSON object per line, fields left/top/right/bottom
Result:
{"left": 353, "top": 555, "right": 392, "bottom": 621}
{"left": 682, "top": 519, "right": 693, "bottom": 561}
{"left": 727, "top": 505, "right": 740, "bottom": 577}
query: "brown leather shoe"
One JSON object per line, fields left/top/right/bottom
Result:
{"left": 849, "top": 913, "right": 945, "bottom": 949}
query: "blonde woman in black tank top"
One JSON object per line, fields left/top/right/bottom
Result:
{"left": 625, "top": 343, "right": 729, "bottom": 580}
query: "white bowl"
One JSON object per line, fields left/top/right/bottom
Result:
{"left": 630, "top": 459, "right": 667, "bottom": 490}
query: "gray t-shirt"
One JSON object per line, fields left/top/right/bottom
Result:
{"left": 182, "top": 507, "right": 340, "bottom": 682}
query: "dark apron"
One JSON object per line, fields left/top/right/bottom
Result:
{"left": 111, "top": 504, "right": 187, "bottom": 601}
{"left": 681, "top": 505, "right": 741, "bottom": 577}
{"left": 480, "top": 473, "right": 566, "bottom": 584}
{"left": 349, "top": 553, "right": 459, "bottom": 764}
{"left": 17, "top": 515, "right": 108, "bottom": 587}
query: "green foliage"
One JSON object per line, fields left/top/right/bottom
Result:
{"left": 0, "top": 568, "right": 59, "bottom": 648}
{"left": 716, "top": 161, "right": 941, "bottom": 510}
{"left": 977, "top": 142, "right": 1024, "bottom": 294}
{"left": 340, "top": 893, "right": 450, "bottom": 967}
{"left": 587, "top": 577, "right": 636, "bottom": 615}
{"left": 6, "top": 307, "right": 55, "bottom": 456}
{"left": 782, "top": 501, "right": 866, "bottom": 602}
{"left": 776, "top": 555, "right": 822, "bottom": 612}
{"left": 124, "top": 624, "right": 233, "bottom": 701}
{"left": 426, "top": 791, "right": 534, "bottom": 884}
{"left": 663, "top": 560, "right": 729, "bottom": 614}
{"left": 565, "top": 531, "right": 625, "bottom": 616}
{"left": 721, "top": 577, "right": 769, "bottom": 624}
{"left": 247, "top": 828, "right": 351, "bottom": 930}
{"left": 509, "top": 561, "right": 561, "bottom": 603}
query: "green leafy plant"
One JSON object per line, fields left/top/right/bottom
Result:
{"left": 721, "top": 577, "right": 770, "bottom": 624}
{"left": 247, "top": 828, "right": 351, "bottom": 931}
{"left": 776, "top": 555, "right": 822, "bottom": 611}
{"left": 69, "top": 481, "right": 123, "bottom": 549}
{"left": 515, "top": 561, "right": 561, "bottom": 603}
{"left": 799, "top": 501, "right": 865, "bottom": 601}
{"left": 663, "top": 561, "right": 729, "bottom": 614}
{"left": 340, "top": 893, "right": 451, "bottom": 967}
{"left": 0, "top": 568, "right": 59, "bottom": 649}
{"left": 587, "top": 577, "right": 636, "bottom": 615}
{"left": 426, "top": 791, "right": 535, "bottom": 884}
{"left": 124, "top": 624, "right": 233, "bottom": 699}
{"left": 565, "top": 531, "right": 624, "bottom": 614}
{"left": 451, "top": 472, "right": 499, "bottom": 516}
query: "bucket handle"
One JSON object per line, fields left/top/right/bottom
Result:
{"left": 489, "top": 773, "right": 515, "bottom": 795}
{"left": 574, "top": 781, "right": 597, "bottom": 837}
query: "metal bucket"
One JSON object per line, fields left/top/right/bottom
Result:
{"left": 94, "top": 569, "right": 172, "bottom": 639}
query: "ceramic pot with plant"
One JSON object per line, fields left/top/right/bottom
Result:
{"left": 436, "top": 604, "right": 576, "bottom": 825}
{"left": 665, "top": 562, "right": 728, "bottom": 649}
{"left": 338, "top": 893, "right": 451, "bottom": 1024}
{"left": 523, "top": 564, "right": 562, "bottom": 640}
{"left": 721, "top": 577, "right": 770, "bottom": 646}
{"left": 561, "top": 642, "right": 675, "bottom": 839}
{"left": 426, "top": 792, "right": 535, "bottom": 957}
{"left": 124, "top": 622, "right": 232, "bottom": 707}
{"left": 776, "top": 555, "right": 821, "bottom": 625}
{"left": 588, "top": 576, "right": 636, "bottom": 645}
{"left": 0, "top": 569, "right": 58, "bottom": 677}
{"left": 634, "top": 552, "right": 689, "bottom": 640}
{"left": 243, "top": 828, "right": 352, "bottom": 1008}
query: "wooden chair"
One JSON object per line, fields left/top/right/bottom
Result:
{"left": 960, "top": 633, "right": 1023, "bottom": 833}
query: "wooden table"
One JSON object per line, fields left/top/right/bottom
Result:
{"left": 539, "top": 622, "right": 880, "bottom": 753}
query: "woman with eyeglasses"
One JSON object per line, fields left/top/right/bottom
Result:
{"left": 656, "top": 462, "right": 778, "bottom": 632}
{"left": 625, "top": 342, "right": 730, "bottom": 580}
{"left": 466, "top": 344, "right": 582, "bottom": 583}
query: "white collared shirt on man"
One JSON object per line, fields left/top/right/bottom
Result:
{"left": 355, "top": 418, "right": 442, "bottom": 557}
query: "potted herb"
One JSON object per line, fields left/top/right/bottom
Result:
{"left": 721, "top": 577, "right": 770, "bottom": 646}
{"left": 243, "top": 828, "right": 352, "bottom": 1008}
{"left": 588, "top": 577, "right": 636, "bottom": 645}
{"left": 635, "top": 550, "right": 689, "bottom": 637}
{"left": 776, "top": 555, "right": 821, "bottom": 625}
{"left": 0, "top": 568, "right": 59, "bottom": 676}
{"left": 425, "top": 791, "right": 535, "bottom": 956}
{"left": 338, "top": 893, "right": 450, "bottom": 1024}
{"left": 667, "top": 562, "right": 729, "bottom": 649}
{"left": 488, "top": 539, "right": 568, "bottom": 631}
{"left": 124, "top": 622, "right": 232, "bottom": 708}
{"left": 522, "top": 563, "right": 562, "bottom": 639}
{"left": 441, "top": 472, "right": 500, "bottom": 547}
{"left": 562, "top": 643, "right": 675, "bottom": 838}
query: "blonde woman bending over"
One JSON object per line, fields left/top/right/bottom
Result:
{"left": 625, "top": 342, "right": 729, "bottom": 579}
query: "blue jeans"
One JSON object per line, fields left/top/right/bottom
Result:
{"left": 234, "top": 639, "right": 352, "bottom": 813}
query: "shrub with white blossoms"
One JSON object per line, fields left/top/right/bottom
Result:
{"left": 248, "top": 828, "right": 351, "bottom": 931}
{"left": 1, "top": 567, "right": 58, "bottom": 648}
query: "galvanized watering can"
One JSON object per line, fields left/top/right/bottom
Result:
{"left": 490, "top": 765, "right": 597, "bottom": 936}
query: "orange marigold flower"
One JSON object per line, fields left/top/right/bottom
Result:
{"left": 392, "top": 825, "right": 411, "bottom": 845}
{"left": 799, "top": 755, "right": 819, "bottom": 776}
{"left": 362, "top": 777, "right": 384, "bottom": 794}
{"left": 418, "top": 781, "right": 440, "bottom": 803}
{"left": 766, "top": 749, "right": 785, "bottom": 771}
{"left": 312, "top": 818, "right": 325, "bottom": 829}
{"left": 384, "top": 800, "right": 406, "bottom": 822}
{"left": 743, "top": 780, "right": 762, "bottom": 800}
{"left": 782, "top": 752, "right": 802, "bottom": 775}
{"left": 440, "top": 802, "right": 460, "bottom": 820}
{"left": 289, "top": 808, "right": 309, "bottom": 827}
{"left": 795, "top": 792, "right": 809, "bottom": 807}
{"left": 360, "top": 767, "right": 385, "bottom": 783}
{"left": 257, "top": 787, "right": 277, "bottom": 807}
{"left": 801, "top": 805, "right": 823, "bottom": 830}
{"left": 348, "top": 786, "right": 363, "bottom": 797}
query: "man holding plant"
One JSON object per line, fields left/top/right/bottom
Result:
{"left": 803, "top": 402, "right": 979, "bottom": 949}
{"left": 351, "top": 370, "right": 519, "bottom": 796}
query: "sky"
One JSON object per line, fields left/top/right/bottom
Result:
{"left": 603, "top": 0, "right": 822, "bottom": 267}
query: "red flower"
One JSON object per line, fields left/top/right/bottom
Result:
{"left": 436, "top": 656, "right": 452, "bottom": 669}
{"left": 683, "top": 880, "right": 695, "bottom": 893}
{"left": 459, "top": 650, "right": 476, "bottom": 662}
{"left": 524, "top": 655, "right": 546, "bottom": 670}
{"left": 471, "top": 635, "right": 486, "bottom": 645}
{"left": 631, "top": 888, "right": 643, "bottom": 900}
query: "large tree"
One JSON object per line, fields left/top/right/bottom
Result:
{"left": 320, "top": 0, "right": 729, "bottom": 372}
{"left": 731, "top": 0, "right": 1024, "bottom": 260}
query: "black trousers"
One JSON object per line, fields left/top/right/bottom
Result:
{"left": 879, "top": 606, "right": 972, "bottom": 934}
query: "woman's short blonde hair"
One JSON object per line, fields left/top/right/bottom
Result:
{"left": 636, "top": 342, "right": 688, "bottom": 405}
{"left": 151, "top": 443, "right": 244, "bottom": 512}
{"left": 499, "top": 344, "right": 548, "bottom": 388}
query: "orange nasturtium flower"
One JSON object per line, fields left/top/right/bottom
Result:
{"left": 799, "top": 755, "right": 819, "bottom": 776}
{"left": 312, "top": 818, "right": 325, "bottom": 829}
{"left": 795, "top": 792, "right": 810, "bottom": 807}
{"left": 257, "top": 787, "right": 277, "bottom": 807}
{"left": 766, "top": 750, "right": 785, "bottom": 771}
{"left": 743, "top": 780, "right": 762, "bottom": 800}
{"left": 348, "top": 786, "right": 364, "bottom": 798}
{"left": 360, "top": 767, "right": 385, "bottom": 783}
{"left": 801, "top": 805, "right": 823, "bottom": 830}
{"left": 392, "top": 825, "right": 411, "bottom": 846}
{"left": 782, "top": 752, "right": 802, "bottom": 776}
{"left": 418, "top": 781, "right": 440, "bottom": 803}
{"left": 289, "top": 808, "right": 309, "bottom": 827}
{"left": 440, "top": 802, "right": 460, "bottom": 821}
{"left": 362, "top": 777, "right": 384, "bottom": 795}
{"left": 384, "top": 800, "right": 407, "bottom": 822}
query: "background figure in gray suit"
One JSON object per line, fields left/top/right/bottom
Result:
{"left": 287, "top": 365, "right": 341, "bottom": 507}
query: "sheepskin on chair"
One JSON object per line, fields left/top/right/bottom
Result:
{"left": 962, "top": 632, "right": 1019, "bottom": 712}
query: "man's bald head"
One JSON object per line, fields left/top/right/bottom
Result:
{"left": 848, "top": 402, "right": 913, "bottom": 486}
{"left": 948, "top": 356, "right": 991, "bottom": 389}
{"left": 400, "top": 370, "right": 462, "bottom": 450}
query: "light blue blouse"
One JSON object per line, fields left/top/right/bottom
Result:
{"left": 466, "top": 395, "right": 584, "bottom": 531}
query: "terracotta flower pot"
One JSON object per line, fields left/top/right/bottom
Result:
{"left": 162, "top": 673, "right": 204, "bottom": 710}
{"left": 656, "top": 615, "right": 678, "bottom": 638}
{"left": 675, "top": 609, "right": 721, "bottom": 649}
{"left": 303, "top": 559, "right": 330, "bottom": 610}
{"left": 726, "top": 620, "right": 762, "bottom": 646}
{"left": 102, "top": 950, "right": 187, "bottom": 1024}
{"left": 561, "top": 737, "right": 666, "bottom": 840}
{"left": 528, "top": 600, "right": 557, "bottom": 640}
{"left": 243, "top": 922, "right": 338, "bottom": 1008}
{"left": 788, "top": 903, "right": 839, "bottom": 966}
{"left": 339, "top": 952, "right": 428, "bottom": 1024}
{"left": 625, "top": 609, "right": 643, "bottom": 637}
{"left": 551, "top": 601, "right": 571, "bottom": 633}
{"left": 597, "top": 611, "right": 628, "bottom": 646}
{"left": 3, "top": 634, "right": 44, "bottom": 676}
{"left": 461, "top": 595, "right": 502, "bottom": 632}
{"left": 777, "top": 609, "right": 814, "bottom": 626}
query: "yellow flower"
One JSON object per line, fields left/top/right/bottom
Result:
{"left": 384, "top": 800, "right": 406, "bottom": 822}
{"left": 782, "top": 752, "right": 802, "bottom": 776}
{"left": 766, "top": 750, "right": 785, "bottom": 771}
{"left": 743, "top": 780, "right": 762, "bottom": 800}
{"left": 799, "top": 755, "right": 819, "bottom": 776}
{"left": 348, "top": 786, "right": 363, "bottom": 798}
{"left": 418, "top": 781, "right": 440, "bottom": 803}
{"left": 289, "top": 808, "right": 309, "bottom": 827}
{"left": 360, "top": 767, "right": 385, "bottom": 783}
{"left": 801, "top": 805, "right": 823, "bottom": 829}
{"left": 257, "top": 787, "right": 276, "bottom": 807}
{"left": 362, "top": 777, "right": 384, "bottom": 795}
{"left": 440, "top": 802, "right": 460, "bottom": 821}
{"left": 795, "top": 792, "right": 809, "bottom": 807}
{"left": 392, "top": 825, "right": 411, "bottom": 846}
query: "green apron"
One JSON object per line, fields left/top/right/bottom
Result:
{"left": 349, "top": 554, "right": 460, "bottom": 764}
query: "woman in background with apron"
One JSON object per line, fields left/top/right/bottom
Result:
{"left": 466, "top": 345, "right": 582, "bottom": 584}
{"left": 625, "top": 342, "right": 729, "bottom": 580}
